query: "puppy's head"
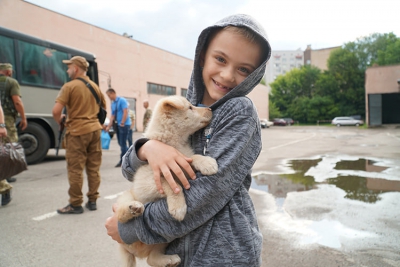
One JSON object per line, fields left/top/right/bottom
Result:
{"left": 148, "top": 96, "right": 212, "bottom": 137}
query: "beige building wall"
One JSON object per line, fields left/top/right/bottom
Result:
{"left": 0, "top": 0, "right": 269, "bottom": 130}
{"left": 304, "top": 45, "right": 340, "bottom": 71}
{"left": 365, "top": 65, "right": 400, "bottom": 94}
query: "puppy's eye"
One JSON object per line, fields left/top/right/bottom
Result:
{"left": 189, "top": 106, "right": 193, "bottom": 110}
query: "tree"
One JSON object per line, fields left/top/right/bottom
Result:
{"left": 269, "top": 65, "right": 320, "bottom": 119}
{"left": 377, "top": 38, "right": 400, "bottom": 65}
{"left": 268, "top": 99, "right": 281, "bottom": 119}
{"left": 327, "top": 48, "right": 365, "bottom": 116}
{"left": 344, "top": 32, "right": 399, "bottom": 71}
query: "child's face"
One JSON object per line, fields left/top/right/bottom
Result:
{"left": 200, "top": 29, "right": 263, "bottom": 106}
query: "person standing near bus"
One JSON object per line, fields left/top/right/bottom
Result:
{"left": 105, "top": 89, "right": 131, "bottom": 167}
{"left": 52, "top": 56, "right": 105, "bottom": 214}
{"left": 0, "top": 63, "right": 27, "bottom": 185}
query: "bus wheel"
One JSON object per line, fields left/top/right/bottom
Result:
{"left": 19, "top": 122, "right": 50, "bottom": 164}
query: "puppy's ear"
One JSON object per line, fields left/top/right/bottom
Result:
{"left": 161, "top": 97, "right": 185, "bottom": 112}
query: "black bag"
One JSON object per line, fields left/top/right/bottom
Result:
{"left": 0, "top": 137, "right": 28, "bottom": 181}
{"left": 112, "top": 98, "right": 119, "bottom": 134}
{"left": 77, "top": 78, "right": 107, "bottom": 124}
{"left": 113, "top": 120, "right": 119, "bottom": 135}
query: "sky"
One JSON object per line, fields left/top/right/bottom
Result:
{"left": 26, "top": 0, "right": 400, "bottom": 60}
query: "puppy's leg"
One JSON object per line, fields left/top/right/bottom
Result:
{"left": 117, "top": 190, "right": 145, "bottom": 223}
{"left": 146, "top": 243, "right": 181, "bottom": 267}
{"left": 161, "top": 179, "right": 187, "bottom": 221}
{"left": 191, "top": 155, "right": 218, "bottom": 175}
{"left": 119, "top": 244, "right": 137, "bottom": 267}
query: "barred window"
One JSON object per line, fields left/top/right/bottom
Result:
{"left": 181, "top": 88, "right": 188, "bottom": 97}
{"left": 147, "top": 82, "right": 176, "bottom": 96}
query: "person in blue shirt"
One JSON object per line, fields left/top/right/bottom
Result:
{"left": 105, "top": 88, "right": 131, "bottom": 167}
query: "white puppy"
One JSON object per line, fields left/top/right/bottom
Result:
{"left": 116, "top": 96, "right": 218, "bottom": 267}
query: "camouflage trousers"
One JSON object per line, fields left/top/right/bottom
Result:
{"left": 0, "top": 115, "right": 18, "bottom": 193}
{"left": 5, "top": 115, "right": 18, "bottom": 142}
{"left": 0, "top": 180, "right": 12, "bottom": 194}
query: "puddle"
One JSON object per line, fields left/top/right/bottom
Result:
{"left": 252, "top": 155, "right": 400, "bottom": 251}
{"left": 252, "top": 157, "right": 400, "bottom": 204}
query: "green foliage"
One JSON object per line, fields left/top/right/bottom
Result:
{"left": 268, "top": 99, "right": 281, "bottom": 119}
{"left": 327, "top": 48, "right": 365, "bottom": 116}
{"left": 260, "top": 77, "right": 266, "bottom": 85}
{"left": 270, "top": 65, "right": 320, "bottom": 120}
{"left": 344, "top": 32, "right": 399, "bottom": 71}
{"left": 377, "top": 38, "right": 400, "bottom": 65}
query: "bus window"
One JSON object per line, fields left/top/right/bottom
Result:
{"left": 17, "top": 40, "right": 69, "bottom": 88}
{"left": 0, "top": 35, "right": 16, "bottom": 79}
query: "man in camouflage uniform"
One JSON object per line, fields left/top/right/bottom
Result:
{"left": 0, "top": 63, "right": 27, "bottom": 202}
{"left": 142, "top": 99, "right": 152, "bottom": 132}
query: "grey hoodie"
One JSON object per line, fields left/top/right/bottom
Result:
{"left": 120, "top": 14, "right": 271, "bottom": 266}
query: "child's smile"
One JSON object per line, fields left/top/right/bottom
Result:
{"left": 200, "top": 28, "right": 263, "bottom": 106}
{"left": 212, "top": 79, "right": 233, "bottom": 91}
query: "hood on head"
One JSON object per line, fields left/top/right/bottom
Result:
{"left": 187, "top": 14, "right": 271, "bottom": 110}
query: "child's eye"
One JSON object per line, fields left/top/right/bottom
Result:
{"left": 216, "top": 56, "right": 225, "bottom": 63}
{"left": 238, "top": 67, "right": 250, "bottom": 74}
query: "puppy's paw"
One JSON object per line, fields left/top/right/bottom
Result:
{"left": 117, "top": 201, "right": 144, "bottom": 223}
{"left": 148, "top": 254, "right": 181, "bottom": 267}
{"left": 168, "top": 204, "right": 187, "bottom": 221}
{"left": 165, "top": 254, "right": 181, "bottom": 267}
{"left": 192, "top": 156, "right": 218, "bottom": 175}
{"left": 129, "top": 201, "right": 145, "bottom": 216}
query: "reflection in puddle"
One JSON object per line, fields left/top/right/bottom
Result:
{"left": 252, "top": 157, "right": 400, "bottom": 204}
{"left": 334, "top": 159, "right": 388, "bottom": 172}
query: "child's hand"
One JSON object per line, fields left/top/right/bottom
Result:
{"left": 139, "top": 140, "right": 195, "bottom": 194}
{"left": 105, "top": 203, "right": 123, "bottom": 244}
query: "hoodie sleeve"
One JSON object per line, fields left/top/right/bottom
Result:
{"left": 118, "top": 98, "right": 261, "bottom": 244}
{"left": 121, "top": 138, "right": 149, "bottom": 181}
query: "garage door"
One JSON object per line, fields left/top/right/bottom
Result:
{"left": 368, "top": 94, "right": 382, "bottom": 126}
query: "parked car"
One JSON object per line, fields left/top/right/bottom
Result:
{"left": 103, "top": 117, "right": 115, "bottom": 138}
{"left": 273, "top": 118, "right": 287, "bottom": 126}
{"left": 331, "top": 116, "right": 364, "bottom": 127}
{"left": 283, "top": 118, "right": 294, "bottom": 125}
{"left": 260, "top": 119, "right": 273, "bottom": 128}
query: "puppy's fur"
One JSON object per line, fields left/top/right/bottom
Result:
{"left": 116, "top": 96, "right": 218, "bottom": 267}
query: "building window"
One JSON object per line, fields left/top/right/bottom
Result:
{"left": 147, "top": 82, "right": 176, "bottom": 95}
{"left": 181, "top": 88, "right": 188, "bottom": 97}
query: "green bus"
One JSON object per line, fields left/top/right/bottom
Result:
{"left": 0, "top": 26, "right": 99, "bottom": 164}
